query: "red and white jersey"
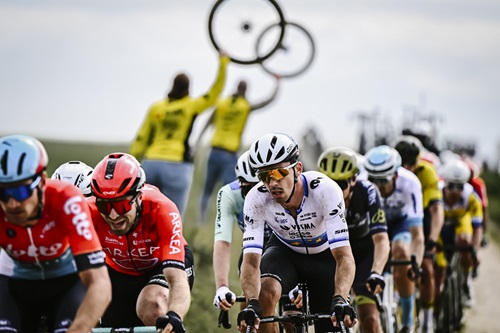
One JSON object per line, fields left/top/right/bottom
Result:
{"left": 89, "top": 184, "right": 187, "bottom": 276}
{"left": 0, "top": 180, "right": 105, "bottom": 280}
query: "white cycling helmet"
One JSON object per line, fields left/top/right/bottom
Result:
{"left": 235, "top": 151, "right": 259, "bottom": 183}
{"left": 248, "top": 133, "right": 299, "bottom": 169}
{"left": 363, "top": 145, "right": 401, "bottom": 180}
{"left": 51, "top": 161, "right": 94, "bottom": 197}
{"left": 441, "top": 159, "right": 471, "bottom": 184}
{"left": 0, "top": 134, "right": 48, "bottom": 184}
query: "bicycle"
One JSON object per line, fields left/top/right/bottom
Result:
{"left": 435, "top": 244, "right": 478, "bottom": 333}
{"left": 218, "top": 283, "right": 348, "bottom": 333}
{"left": 377, "top": 254, "right": 421, "bottom": 333}
{"left": 92, "top": 313, "right": 176, "bottom": 333}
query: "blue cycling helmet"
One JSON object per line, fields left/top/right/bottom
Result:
{"left": 0, "top": 135, "right": 49, "bottom": 184}
{"left": 363, "top": 145, "right": 401, "bottom": 180}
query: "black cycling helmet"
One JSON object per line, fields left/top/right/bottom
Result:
{"left": 392, "top": 135, "right": 423, "bottom": 167}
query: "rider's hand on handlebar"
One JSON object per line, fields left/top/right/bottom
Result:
{"left": 288, "top": 285, "right": 303, "bottom": 308}
{"left": 214, "top": 286, "right": 236, "bottom": 311}
{"left": 237, "top": 299, "right": 261, "bottom": 332}
{"left": 330, "top": 295, "right": 357, "bottom": 328}
{"left": 366, "top": 271, "right": 386, "bottom": 294}
{"left": 156, "top": 311, "right": 186, "bottom": 333}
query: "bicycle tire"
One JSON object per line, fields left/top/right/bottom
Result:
{"left": 208, "top": 0, "right": 286, "bottom": 65}
{"left": 256, "top": 21, "right": 316, "bottom": 78}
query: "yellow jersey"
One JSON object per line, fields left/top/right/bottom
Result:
{"left": 129, "top": 56, "right": 230, "bottom": 162}
{"left": 210, "top": 95, "right": 251, "bottom": 152}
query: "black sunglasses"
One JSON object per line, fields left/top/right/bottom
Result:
{"left": 446, "top": 183, "right": 464, "bottom": 191}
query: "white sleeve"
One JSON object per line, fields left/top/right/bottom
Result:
{"left": 242, "top": 190, "right": 266, "bottom": 255}
{"left": 319, "top": 176, "right": 351, "bottom": 250}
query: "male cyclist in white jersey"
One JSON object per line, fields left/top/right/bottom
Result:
{"left": 364, "top": 145, "right": 424, "bottom": 333}
{"left": 237, "top": 133, "right": 357, "bottom": 333}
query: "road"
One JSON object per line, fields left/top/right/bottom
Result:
{"left": 462, "top": 238, "right": 500, "bottom": 333}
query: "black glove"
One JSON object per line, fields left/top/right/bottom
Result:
{"left": 237, "top": 299, "right": 261, "bottom": 326}
{"left": 366, "top": 272, "right": 385, "bottom": 292}
{"left": 425, "top": 239, "right": 438, "bottom": 252}
{"left": 156, "top": 311, "right": 186, "bottom": 333}
{"left": 330, "top": 295, "right": 356, "bottom": 323}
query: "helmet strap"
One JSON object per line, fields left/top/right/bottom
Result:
{"left": 285, "top": 169, "right": 299, "bottom": 204}
{"left": 126, "top": 195, "right": 143, "bottom": 235}
{"left": 28, "top": 186, "right": 44, "bottom": 221}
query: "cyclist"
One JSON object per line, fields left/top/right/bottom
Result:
{"left": 393, "top": 135, "right": 444, "bottom": 333}
{"left": 89, "top": 153, "right": 194, "bottom": 332}
{"left": 0, "top": 134, "right": 111, "bottom": 333}
{"left": 51, "top": 160, "right": 94, "bottom": 197}
{"left": 237, "top": 133, "right": 357, "bottom": 333}
{"left": 434, "top": 159, "right": 483, "bottom": 309}
{"left": 213, "top": 151, "right": 266, "bottom": 311}
{"left": 318, "top": 146, "right": 390, "bottom": 333}
{"left": 364, "top": 145, "right": 424, "bottom": 333}
{"left": 462, "top": 156, "right": 490, "bottom": 247}
{"left": 129, "top": 51, "right": 230, "bottom": 217}
{"left": 198, "top": 76, "right": 281, "bottom": 223}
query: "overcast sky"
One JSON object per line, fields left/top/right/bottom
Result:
{"left": 1, "top": 0, "right": 499, "bottom": 165}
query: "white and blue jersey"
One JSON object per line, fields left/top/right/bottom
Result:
{"left": 242, "top": 171, "right": 350, "bottom": 255}
{"left": 382, "top": 167, "right": 423, "bottom": 239}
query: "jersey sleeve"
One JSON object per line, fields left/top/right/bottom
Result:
{"left": 242, "top": 188, "right": 267, "bottom": 255}
{"left": 469, "top": 192, "right": 484, "bottom": 228}
{"left": 193, "top": 55, "right": 230, "bottom": 113}
{"left": 156, "top": 201, "right": 186, "bottom": 270}
{"left": 318, "top": 177, "right": 351, "bottom": 250}
{"left": 365, "top": 182, "right": 388, "bottom": 235}
{"left": 214, "top": 183, "right": 239, "bottom": 243}
{"left": 406, "top": 176, "right": 424, "bottom": 228}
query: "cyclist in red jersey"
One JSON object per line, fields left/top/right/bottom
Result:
{"left": 0, "top": 135, "right": 111, "bottom": 333}
{"left": 89, "top": 153, "right": 193, "bottom": 333}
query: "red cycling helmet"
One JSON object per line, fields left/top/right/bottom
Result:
{"left": 91, "top": 153, "right": 146, "bottom": 199}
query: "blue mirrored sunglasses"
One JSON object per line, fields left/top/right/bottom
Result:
{"left": 0, "top": 176, "right": 41, "bottom": 202}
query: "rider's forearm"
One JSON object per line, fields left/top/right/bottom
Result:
{"left": 428, "top": 202, "right": 444, "bottom": 242}
{"left": 332, "top": 247, "right": 356, "bottom": 300}
{"left": 240, "top": 253, "right": 261, "bottom": 302}
{"left": 69, "top": 266, "right": 112, "bottom": 333}
{"left": 472, "top": 227, "right": 483, "bottom": 250}
{"left": 214, "top": 240, "right": 232, "bottom": 289}
{"left": 165, "top": 267, "right": 191, "bottom": 318}
{"left": 371, "top": 233, "right": 391, "bottom": 274}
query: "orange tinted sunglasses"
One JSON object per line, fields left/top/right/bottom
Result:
{"left": 257, "top": 162, "right": 297, "bottom": 183}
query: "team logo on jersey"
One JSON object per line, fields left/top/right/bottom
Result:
{"left": 63, "top": 196, "right": 92, "bottom": 240}
{"left": 169, "top": 212, "right": 182, "bottom": 255}
{"left": 371, "top": 209, "right": 386, "bottom": 224}
{"left": 274, "top": 216, "right": 288, "bottom": 224}
{"left": 329, "top": 209, "right": 339, "bottom": 216}
{"left": 310, "top": 177, "right": 322, "bottom": 189}
{"left": 244, "top": 215, "right": 254, "bottom": 225}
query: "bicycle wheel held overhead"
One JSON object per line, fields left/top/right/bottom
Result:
{"left": 256, "top": 21, "right": 316, "bottom": 78}
{"left": 208, "top": 0, "right": 286, "bottom": 65}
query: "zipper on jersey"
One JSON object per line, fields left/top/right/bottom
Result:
{"left": 126, "top": 233, "right": 139, "bottom": 272}
{"left": 26, "top": 227, "right": 45, "bottom": 280}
